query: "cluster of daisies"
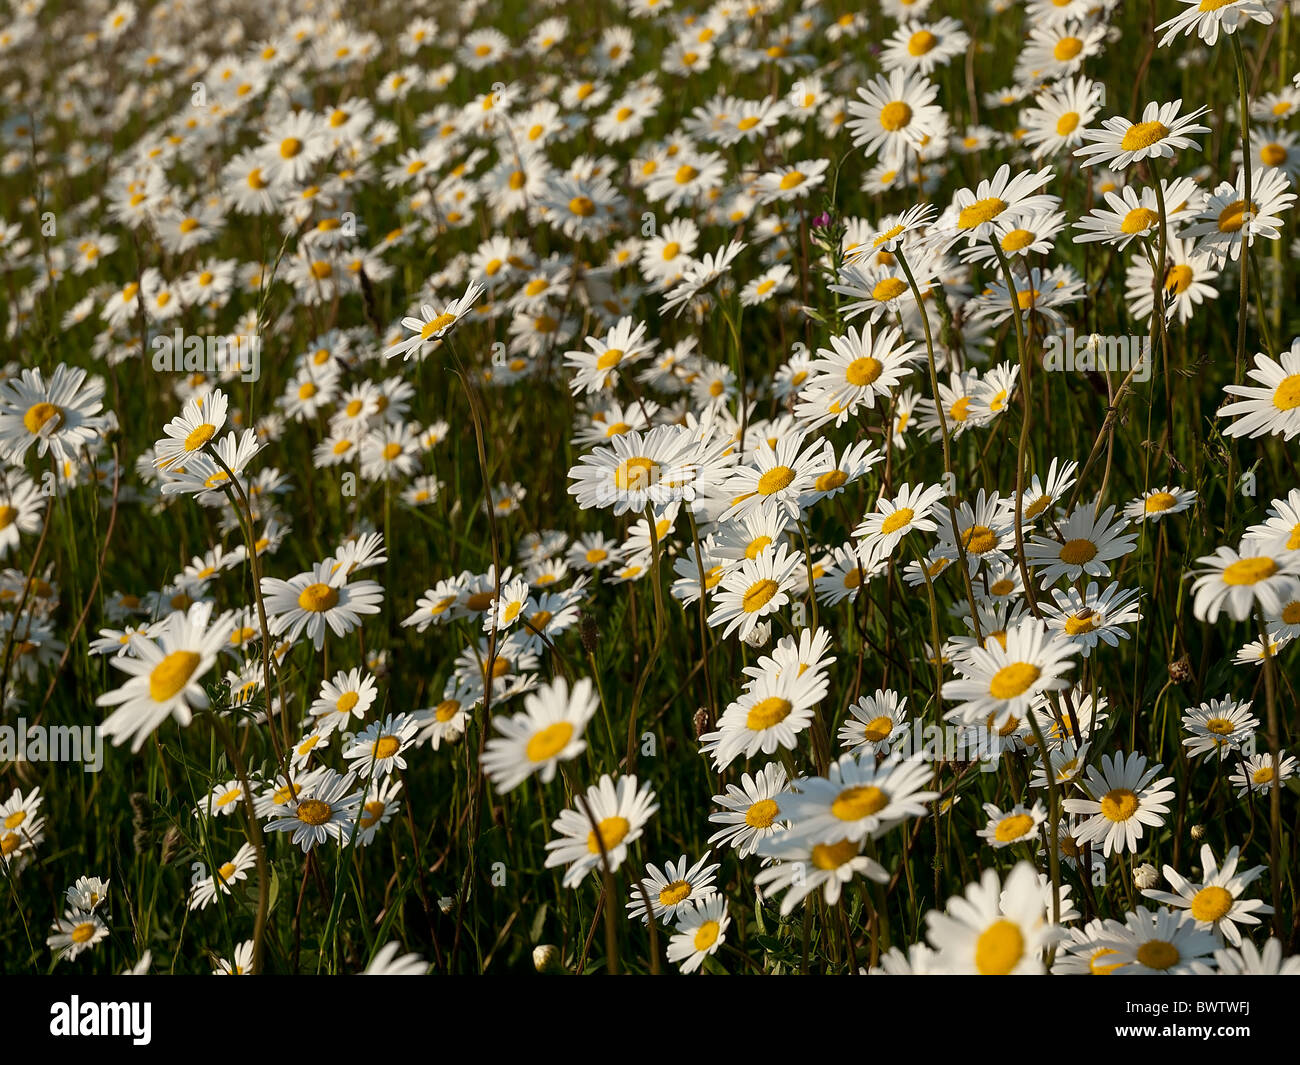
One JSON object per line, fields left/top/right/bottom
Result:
{"left": 1, "top": 0, "right": 1299, "bottom": 975}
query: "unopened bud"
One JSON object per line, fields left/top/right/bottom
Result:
{"left": 1168, "top": 655, "right": 1192, "bottom": 684}
{"left": 1133, "top": 862, "right": 1159, "bottom": 890}
{"left": 533, "top": 944, "right": 562, "bottom": 973}
{"left": 1190, "top": 823, "right": 1205, "bottom": 840}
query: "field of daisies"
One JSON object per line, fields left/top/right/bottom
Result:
{"left": 1, "top": 0, "right": 1299, "bottom": 978}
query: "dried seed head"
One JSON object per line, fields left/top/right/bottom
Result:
{"left": 1168, "top": 655, "right": 1192, "bottom": 684}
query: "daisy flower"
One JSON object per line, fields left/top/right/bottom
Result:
{"left": 780, "top": 753, "right": 937, "bottom": 845}
{"left": 924, "top": 862, "right": 1059, "bottom": 975}
{"left": 260, "top": 558, "right": 384, "bottom": 650}
{"left": 154, "top": 389, "right": 228, "bottom": 471}
{"left": 838, "top": 689, "right": 910, "bottom": 757}
{"left": 1217, "top": 340, "right": 1300, "bottom": 440}
{"left": 1043, "top": 581, "right": 1143, "bottom": 657}
{"left": 1190, "top": 541, "right": 1300, "bottom": 621}
{"left": 978, "top": 801, "right": 1047, "bottom": 849}
{"left": 1020, "top": 75, "right": 1103, "bottom": 160}
{"left": 931, "top": 164, "right": 1057, "bottom": 251}
{"left": 1181, "top": 697, "right": 1259, "bottom": 760}
{"left": 0, "top": 474, "right": 43, "bottom": 558}
{"left": 701, "top": 660, "right": 827, "bottom": 769}
{"left": 719, "top": 429, "right": 831, "bottom": 524}
{"left": 1074, "top": 100, "right": 1210, "bottom": 171}
{"left": 264, "top": 769, "right": 362, "bottom": 852}
{"left": 626, "top": 852, "right": 719, "bottom": 925}
{"left": 544, "top": 774, "right": 659, "bottom": 888}
{"left": 1124, "top": 485, "right": 1196, "bottom": 523}
{"left": 189, "top": 843, "right": 257, "bottom": 910}
{"left": 96, "top": 602, "right": 231, "bottom": 752}
{"left": 881, "top": 18, "right": 969, "bottom": 76}
{"left": 1142, "top": 844, "right": 1271, "bottom": 946}
{"left": 1182, "top": 167, "right": 1297, "bottom": 263}
{"left": 1230, "top": 750, "right": 1298, "bottom": 797}
{"left": 1097, "top": 907, "right": 1218, "bottom": 974}
{"left": 362, "top": 941, "right": 429, "bottom": 975}
{"left": 343, "top": 712, "right": 420, "bottom": 780}
{"left": 941, "top": 616, "right": 1079, "bottom": 728}
{"left": 1125, "top": 234, "right": 1220, "bottom": 324}
{"left": 854, "top": 482, "right": 946, "bottom": 566}
{"left": 1025, "top": 504, "right": 1138, "bottom": 587}
{"left": 48, "top": 911, "right": 109, "bottom": 963}
{"left": 1210, "top": 937, "right": 1300, "bottom": 975}
{"left": 845, "top": 69, "right": 946, "bottom": 166}
{"left": 567, "top": 423, "right": 702, "bottom": 516}
{"left": 0, "top": 364, "right": 105, "bottom": 464}
{"left": 795, "top": 324, "right": 916, "bottom": 429}
{"left": 480, "top": 675, "right": 598, "bottom": 792}
{"left": 384, "top": 280, "right": 485, "bottom": 360}
{"left": 707, "top": 762, "right": 790, "bottom": 858}
{"left": 754, "top": 833, "right": 888, "bottom": 915}
{"left": 1063, "top": 751, "right": 1176, "bottom": 856}
{"left": 705, "top": 543, "right": 804, "bottom": 643}
{"left": 308, "top": 668, "right": 379, "bottom": 734}
{"left": 1156, "top": 0, "right": 1273, "bottom": 48}
{"left": 666, "top": 896, "right": 730, "bottom": 973}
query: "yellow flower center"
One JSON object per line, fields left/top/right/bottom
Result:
{"left": 296, "top": 798, "right": 332, "bottom": 825}
{"left": 745, "top": 798, "right": 779, "bottom": 827}
{"left": 989, "top": 662, "right": 1040, "bottom": 699}
{"left": 831, "top": 785, "right": 887, "bottom": 820}
{"left": 742, "top": 579, "right": 779, "bottom": 614}
{"left": 1189, "top": 885, "right": 1233, "bottom": 922}
{"left": 279, "top": 136, "right": 303, "bottom": 158}
{"left": 1055, "top": 111, "right": 1080, "bottom": 136}
{"left": 908, "top": 29, "right": 937, "bottom": 55}
{"left": 613, "top": 456, "right": 659, "bottom": 492}
{"left": 963, "top": 524, "right": 997, "bottom": 553}
{"left": 1136, "top": 940, "right": 1180, "bottom": 970}
{"left": 587, "top": 815, "right": 630, "bottom": 853}
{"left": 879, "top": 101, "right": 912, "bottom": 131}
{"left": 1064, "top": 613, "right": 1098, "bottom": 636}
{"left": 23, "top": 402, "right": 63, "bottom": 435}
{"left": 659, "top": 880, "right": 691, "bottom": 906}
{"left": 1053, "top": 36, "right": 1082, "bottom": 61}
{"left": 757, "top": 465, "right": 795, "bottom": 494}
{"left": 958, "top": 197, "right": 1008, "bottom": 230}
{"left": 995, "top": 813, "right": 1035, "bottom": 841}
{"left": 1223, "top": 557, "right": 1278, "bottom": 585}
{"left": 811, "top": 838, "right": 859, "bottom": 869}
{"left": 746, "top": 695, "right": 792, "bottom": 729}
{"left": 779, "top": 171, "right": 805, "bottom": 191}
{"left": 1120, "top": 120, "right": 1169, "bottom": 151}
{"left": 1100, "top": 788, "right": 1139, "bottom": 821}
{"left": 975, "top": 920, "right": 1025, "bottom": 974}
{"left": 297, "top": 582, "right": 340, "bottom": 611}
{"left": 148, "top": 650, "right": 201, "bottom": 701}
{"left": 1121, "top": 207, "right": 1160, "bottom": 234}
{"left": 815, "top": 469, "right": 848, "bottom": 492}
{"left": 569, "top": 195, "right": 595, "bottom": 217}
{"left": 367, "top": 736, "right": 398, "bottom": 760}
{"left": 526, "top": 721, "right": 574, "bottom": 762}
{"left": 693, "top": 920, "right": 720, "bottom": 951}
{"left": 1059, "top": 538, "right": 1097, "bottom": 565}
{"left": 1272, "top": 375, "right": 1300, "bottom": 410}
